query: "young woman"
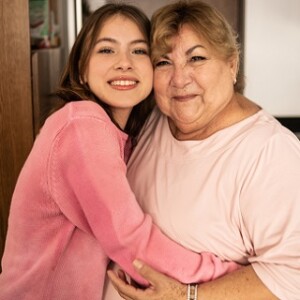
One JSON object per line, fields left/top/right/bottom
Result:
{"left": 0, "top": 4, "right": 239, "bottom": 300}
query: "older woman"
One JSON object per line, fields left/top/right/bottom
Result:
{"left": 107, "top": 1, "right": 300, "bottom": 299}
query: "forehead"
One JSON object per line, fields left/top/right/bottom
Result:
{"left": 168, "top": 24, "right": 209, "bottom": 53}
{"left": 98, "top": 15, "right": 144, "bottom": 38}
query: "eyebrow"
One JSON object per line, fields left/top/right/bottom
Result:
{"left": 160, "top": 44, "right": 206, "bottom": 60}
{"left": 186, "top": 45, "right": 206, "bottom": 55}
{"left": 95, "top": 37, "right": 148, "bottom": 46}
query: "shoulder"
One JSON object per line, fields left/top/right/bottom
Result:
{"left": 219, "top": 110, "right": 300, "bottom": 189}
{"left": 233, "top": 109, "right": 299, "bottom": 152}
{"left": 42, "top": 101, "right": 124, "bottom": 140}
{"left": 46, "top": 101, "right": 127, "bottom": 170}
{"left": 37, "top": 101, "right": 127, "bottom": 158}
{"left": 53, "top": 101, "right": 111, "bottom": 124}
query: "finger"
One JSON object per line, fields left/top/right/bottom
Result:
{"left": 107, "top": 270, "right": 129, "bottom": 287}
{"left": 133, "top": 260, "right": 168, "bottom": 287}
{"left": 107, "top": 270, "right": 144, "bottom": 299}
{"left": 117, "top": 269, "right": 128, "bottom": 283}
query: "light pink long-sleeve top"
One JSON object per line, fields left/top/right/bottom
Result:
{"left": 0, "top": 101, "right": 239, "bottom": 300}
{"left": 123, "top": 107, "right": 300, "bottom": 300}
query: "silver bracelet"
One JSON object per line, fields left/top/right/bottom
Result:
{"left": 187, "top": 283, "right": 198, "bottom": 300}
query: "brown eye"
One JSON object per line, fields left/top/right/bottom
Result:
{"left": 98, "top": 48, "right": 114, "bottom": 54}
{"left": 133, "top": 48, "right": 148, "bottom": 55}
{"left": 155, "top": 60, "right": 170, "bottom": 67}
{"left": 190, "top": 56, "right": 206, "bottom": 62}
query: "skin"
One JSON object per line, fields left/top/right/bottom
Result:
{"left": 107, "top": 260, "right": 278, "bottom": 299}
{"left": 84, "top": 15, "right": 153, "bottom": 129}
{"left": 107, "top": 25, "right": 278, "bottom": 299}
{"left": 154, "top": 25, "right": 259, "bottom": 141}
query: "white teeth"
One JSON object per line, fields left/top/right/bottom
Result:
{"left": 110, "top": 80, "right": 137, "bottom": 86}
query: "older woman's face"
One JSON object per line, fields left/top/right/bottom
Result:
{"left": 153, "top": 24, "right": 237, "bottom": 136}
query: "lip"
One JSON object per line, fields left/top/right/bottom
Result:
{"left": 108, "top": 76, "right": 139, "bottom": 84}
{"left": 108, "top": 76, "right": 139, "bottom": 90}
{"left": 172, "top": 94, "right": 197, "bottom": 102}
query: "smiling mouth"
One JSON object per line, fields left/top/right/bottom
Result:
{"left": 109, "top": 80, "right": 138, "bottom": 86}
{"left": 173, "top": 94, "right": 196, "bottom": 102}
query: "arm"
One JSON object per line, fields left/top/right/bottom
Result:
{"left": 49, "top": 117, "right": 240, "bottom": 285}
{"left": 108, "top": 132, "right": 300, "bottom": 299}
{"left": 108, "top": 261, "right": 278, "bottom": 300}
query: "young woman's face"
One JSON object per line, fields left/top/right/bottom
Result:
{"left": 84, "top": 15, "right": 153, "bottom": 127}
{"left": 153, "top": 24, "right": 237, "bottom": 138}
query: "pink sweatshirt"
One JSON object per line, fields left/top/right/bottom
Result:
{"left": 0, "top": 101, "right": 239, "bottom": 300}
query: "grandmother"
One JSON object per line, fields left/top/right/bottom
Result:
{"left": 107, "top": 1, "right": 300, "bottom": 299}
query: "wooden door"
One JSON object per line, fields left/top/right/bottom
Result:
{"left": 0, "top": 0, "right": 33, "bottom": 265}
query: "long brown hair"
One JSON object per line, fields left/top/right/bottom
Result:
{"left": 53, "top": 3, "right": 154, "bottom": 139}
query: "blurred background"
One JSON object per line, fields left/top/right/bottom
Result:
{"left": 0, "top": 0, "right": 300, "bottom": 267}
{"left": 29, "top": 0, "right": 300, "bottom": 130}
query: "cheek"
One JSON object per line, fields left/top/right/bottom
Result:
{"left": 154, "top": 72, "right": 168, "bottom": 93}
{"left": 143, "top": 63, "right": 154, "bottom": 84}
{"left": 210, "top": 63, "right": 232, "bottom": 84}
{"left": 195, "top": 70, "right": 226, "bottom": 99}
{"left": 85, "top": 63, "right": 102, "bottom": 82}
{"left": 154, "top": 89, "right": 169, "bottom": 113}
{"left": 153, "top": 84, "right": 165, "bottom": 108}
{"left": 89, "top": 55, "right": 111, "bottom": 72}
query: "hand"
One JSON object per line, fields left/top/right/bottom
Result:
{"left": 107, "top": 259, "right": 186, "bottom": 300}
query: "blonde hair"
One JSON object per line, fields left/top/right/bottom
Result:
{"left": 151, "top": 0, "right": 243, "bottom": 92}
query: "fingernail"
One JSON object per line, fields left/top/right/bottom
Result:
{"left": 133, "top": 259, "right": 143, "bottom": 269}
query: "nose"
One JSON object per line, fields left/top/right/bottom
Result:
{"left": 114, "top": 52, "right": 133, "bottom": 71}
{"left": 170, "top": 64, "right": 191, "bottom": 90}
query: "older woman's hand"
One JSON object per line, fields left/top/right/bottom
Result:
{"left": 107, "top": 260, "right": 186, "bottom": 300}
{"left": 108, "top": 260, "right": 279, "bottom": 300}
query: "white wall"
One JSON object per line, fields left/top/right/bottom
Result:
{"left": 86, "top": 0, "right": 106, "bottom": 12}
{"left": 86, "top": 0, "right": 300, "bottom": 117}
{"left": 244, "top": 0, "right": 300, "bottom": 117}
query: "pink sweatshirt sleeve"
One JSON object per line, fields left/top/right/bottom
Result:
{"left": 49, "top": 117, "right": 240, "bottom": 285}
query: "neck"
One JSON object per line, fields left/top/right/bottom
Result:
{"left": 169, "top": 94, "right": 261, "bottom": 141}
{"left": 111, "top": 107, "right": 132, "bottom": 130}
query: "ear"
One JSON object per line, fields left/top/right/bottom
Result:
{"left": 228, "top": 55, "right": 239, "bottom": 84}
{"left": 80, "top": 74, "right": 87, "bottom": 85}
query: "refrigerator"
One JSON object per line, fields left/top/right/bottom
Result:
{"left": 30, "top": 0, "right": 83, "bottom": 136}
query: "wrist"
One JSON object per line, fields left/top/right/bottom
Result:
{"left": 187, "top": 283, "right": 198, "bottom": 300}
